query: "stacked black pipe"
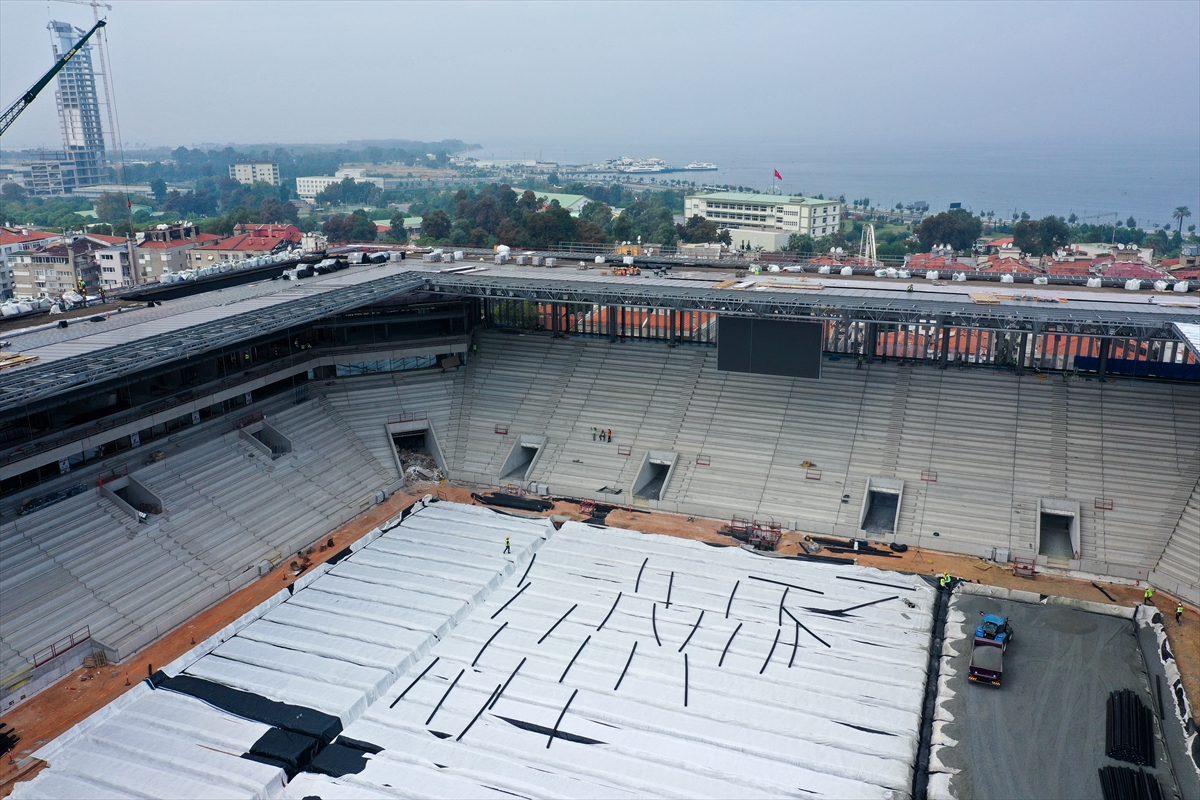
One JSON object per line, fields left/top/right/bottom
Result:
{"left": 1098, "top": 766, "right": 1164, "bottom": 800}
{"left": 0, "top": 722, "right": 19, "bottom": 757}
{"left": 1106, "top": 689, "right": 1155, "bottom": 766}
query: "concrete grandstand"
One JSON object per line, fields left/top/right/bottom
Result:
{"left": 0, "top": 256, "right": 1197, "bottom": 797}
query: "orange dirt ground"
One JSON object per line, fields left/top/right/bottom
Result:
{"left": 2, "top": 484, "right": 1196, "bottom": 795}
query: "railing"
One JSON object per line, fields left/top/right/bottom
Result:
{"left": 387, "top": 411, "right": 428, "bottom": 424}
{"left": 32, "top": 625, "right": 90, "bottom": 668}
{"left": 234, "top": 410, "right": 264, "bottom": 429}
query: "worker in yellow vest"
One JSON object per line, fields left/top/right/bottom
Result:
{"left": 1143, "top": 586, "right": 1154, "bottom": 606}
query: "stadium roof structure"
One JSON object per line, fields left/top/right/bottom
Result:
{"left": 1, "top": 263, "right": 1195, "bottom": 408}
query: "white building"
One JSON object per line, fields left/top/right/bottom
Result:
{"left": 295, "top": 168, "right": 385, "bottom": 202}
{"left": 0, "top": 229, "right": 59, "bottom": 299}
{"left": 684, "top": 191, "right": 843, "bottom": 251}
{"left": 228, "top": 162, "right": 280, "bottom": 186}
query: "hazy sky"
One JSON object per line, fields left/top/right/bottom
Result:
{"left": 1, "top": 0, "right": 1197, "bottom": 155}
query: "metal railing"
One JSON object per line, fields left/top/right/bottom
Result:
{"left": 32, "top": 625, "right": 90, "bottom": 668}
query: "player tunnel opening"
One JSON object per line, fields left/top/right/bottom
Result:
{"left": 499, "top": 436, "right": 545, "bottom": 483}
{"left": 860, "top": 476, "right": 903, "bottom": 537}
{"left": 1037, "top": 498, "right": 1080, "bottom": 561}
{"left": 633, "top": 451, "right": 678, "bottom": 501}
{"left": 387, "top": 417, "right": 447, "bottom": 481}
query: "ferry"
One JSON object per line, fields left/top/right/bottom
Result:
{"left": 684, "top": 162, "right": 718, "bottom": 171}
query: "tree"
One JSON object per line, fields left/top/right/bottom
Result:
{"left": 1126, "top": 216, "right": 1137, "bottom": 228}
{"left": 915, "top": 209, "right": 983, "bottom": 252}
{"left": 1035, "top": 215, "right": 1071, "bottom": 254}
{"left": 150, "top": 178, "right": 167, "bottom": 203}
{"left": 677, "top": 214, "right": 720, "bottom": 244}
{"left": 258, "top": 196, "right": 298, "bottom": 225}
{"left": 422, "top": 209, "right": 451, "bottom": 240}
{"left": 1174, "top": 206, "right": 1191, "bottom": 235}
{"left": 1013, "top": 219, "right": 1039, "bottom": 254}
{"left": 786, "top": 233, "right": 815, "bottom": 253}
{"left": 95, "top": 192, "right": 129, "bottom": 224}
{"left": 1067, "top": 213, "right": 1077, "bottom": 225}
{"left": 2, "top": 182, "right": 28, "bottom": 201}
{"left": 388, "top": 212, "right": 409, "bottom": 243}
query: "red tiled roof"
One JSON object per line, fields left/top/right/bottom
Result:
{"left": 1045, "top": 262, "right": 1091, "bottom": 275}
{"left": 232, "top": 223, "right": 301, "bottom": 241}
{"left": 0, "top": 230, "right": 58, "bottom": 246}
{"left": 192, "top": 234, "right": 287, "bottom": 253}
{"left": 1104, "top": 263, "right": 1166, "bottom": 279}
{"left": 1160, "top": 258, "right": 1180, "bottom": 267}
{"left": 980, "top": 257, "right": 1039, "bottom": 274}
{"left": 1170, "top": 267, "right": 1200, "bottom": 279}
{"left": 85, "top": 233, "right": 127, "bottom": 245}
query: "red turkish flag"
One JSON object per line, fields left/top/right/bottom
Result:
{"left": 774, "top": 169, "right": 783, "bottom": 180}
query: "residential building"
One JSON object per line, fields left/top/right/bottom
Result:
{"left": 134, "top": 223, "right": 222, "bottom": 281}
{"left": 0, "top": 229, "right": 59, "bottom": 299}
{"left": 10, "top": 233, "right": 129, "bottom": 297}
{"left": 228, "top": 162, "right": 280, "bottom": 186}
{"left": 683, "top": 191, "right": 843, "bottom": 251}
{"left": 295, "top": 168, "right": 385, "bottom": 202}
{"left": 232, "top": 224, "right": 301, "bottom": 242}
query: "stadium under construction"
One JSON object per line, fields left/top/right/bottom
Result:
{"left": 0, "top": 256, "right": 1197, "bottom": 799}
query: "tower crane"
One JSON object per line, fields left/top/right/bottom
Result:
{"left": 0, "top": 18, "right": 106, "bottom": 136}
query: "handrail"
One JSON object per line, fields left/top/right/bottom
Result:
{"left": 32, "top": 625, "right": 90, "bottom": 668}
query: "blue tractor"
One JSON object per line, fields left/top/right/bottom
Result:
{"left": 975, "top": 612, "right": 1013, "bottom": 647}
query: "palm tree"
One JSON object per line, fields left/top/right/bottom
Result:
{"left": 1174, "top": 206, "right": 1191, "bottom": 235}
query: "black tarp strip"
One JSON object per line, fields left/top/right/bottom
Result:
{"left": 614, "top": 641, "right": 637, "bottom": 692}
{"left": 683, "top": 653, "right": 689, "bottom": 708}
{"left": 789, "top": 620, "right": 800, "bottom": 668}
{"left": 490, "top": 657, "right": 526, "bottom": 709}
{"left": 635, "top": 558, "right": 648, "bottom": 593}
{"left": 161, "top": 674, "right": 342, "bottom": 744}
{"left": 498, "top": 715, "right": 603, "bottom": 746}
{"left": 760, "top": 628, "right": 781, "bottom": 674}
{"left": 748, "top": 575, "right": 824, "bottom": 595}
{"left": 803, "top": 595, "right": 898, "bottom": 617}
{"left": 425, "top": 668, "right": 465, "bottom": 726}
{"left": 472, "top": 622, "right": 508, "bottom": 667}
{"left": 307, "top": 743, "right": 371, "bottom": 777}
{"left": 784, "top": 607, "right": 831, "bottom": 648}
{"left": 538, "top": 604, "right": 577, "bottom": 644}
{"left": 559, "top": 636, "right": 591, "bottom": 683}
{"left": 1092, "top": 581, "right": 1118, "bottom": 603}
{"left": 248, "top": 727, "right": 319, "bottom": 770}
{"left": 836, "top": 721, "right": 897, "bottom": 737}
{"left": 666, "top": 571, "right": 674, "bottom": 608}
{"left": 326, "top": 547, "right": 352, "bottom": 566}
{"left": 490, "top": 583, "right": 530, "bottom": 620}
{"left": 596, "top": 592, "right": 622, "bottom": 631}
{"left": 778, "top": 587, "right": 789, "bottom": 626}
{"left": 390, "top": 657, "right": 439, "bottom": 708}
{"left": 457, "top": 685, "right": 501, "bottom": 742}
{"left": 651, "top": 603, "right": 661, "bottom": 646}
{"left": 334, "top": 736, "right": 383, "bottom": 754}
{"left": 678, "top": 610, "right": 704, "bottom": 653}
{"left": 836, "top": 575, "right": 916, "bottom": 591}
{"left": 547, "top": 689, "right": 579, "bottom": 749}
{"left": 725, "top": 580, "right": 739, "bottom": 618}
{"left": 518, "top": 554, "right": 537, "bottom": 587}
{"left": 719, "top": 623, "right": 742, "bottom": 667}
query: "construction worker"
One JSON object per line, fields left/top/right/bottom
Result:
{"left": 504, "top": 536, "right": 511, "bottom": 554}
{"left": 938, "top": 571, "right": 951, "bottom": 590}
{"left": 607, "top": 429, "right": 613, "bottom": 442}
{"left": 592, "top": 427, "right": 597, "bottom": 441}
{"left": 1143, "top": 586, "right": 1154, "bottom": 605}
{"left": 1177, "top": 602, "right": 1184, "bottom": 624}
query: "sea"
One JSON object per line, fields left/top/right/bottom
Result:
{"left": 474, "top": 137, "right": 1200, "bottom": 229}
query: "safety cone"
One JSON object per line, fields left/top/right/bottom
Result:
{"left": 190, "top": 634, "right": 195, "bottom": 645}
{"left": 125, "top": 673, "right": 130, "bottom": 686}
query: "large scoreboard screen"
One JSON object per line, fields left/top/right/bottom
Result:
{"left": 716, "top": 317, "right": 823, "bottom": 379}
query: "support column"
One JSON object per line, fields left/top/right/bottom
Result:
{"left": 938, "top": 320, "right": 950, "bottom": 369}
{"left": 866, "top": 323, "right": 878, "bottom": 359}
{"left": 1097, "top": 337, "right": 1111, "bottom": 378}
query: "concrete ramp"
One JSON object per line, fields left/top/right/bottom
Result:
{"left": 860, "top": 476, "right": 903, "bottom": 536}
{"left": 633, "top": 450, "right": 678, "bottom": 501}
{"left": 499, "top": 435, "right": 546, "bottom": 484}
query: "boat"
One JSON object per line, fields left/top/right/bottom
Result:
{"left": 684, "top": 162, "right": 718, "bottom": 171}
